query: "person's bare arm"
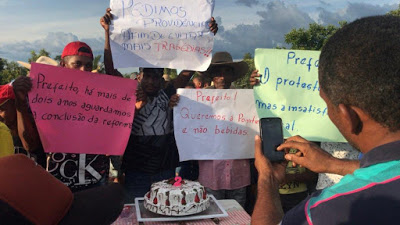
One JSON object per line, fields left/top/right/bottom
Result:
{"left": 100, "top": 8, "right": 117, "bottom": 76}
{"left": 13, "top": 76, "right": 40, "bottom": 151}
{"left": 278, "top": 136, "right": 360, "bottom": 176}
{"left": 252, "top": 136, "right": 287, "bottom": 225}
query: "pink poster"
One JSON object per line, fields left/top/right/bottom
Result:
{"left": 28, "top": 63, "right": 137, "bottom": 155}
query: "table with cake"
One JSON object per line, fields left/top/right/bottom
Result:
{"left": 112, "top": 178, "right": 251, "bottom": 225}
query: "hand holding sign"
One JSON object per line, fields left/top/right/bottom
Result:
{"left": 109, "top": 0, "right": 215, "bottom": 70}
{"left": 28, "top": 63, "right": 137, "bottom": 155}
{"left": 254, "top": 48, "right": 345, "bottom": 142}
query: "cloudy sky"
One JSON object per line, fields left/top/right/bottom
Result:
{"left": 0, "top": 0, "right": 398, "bottom": 67}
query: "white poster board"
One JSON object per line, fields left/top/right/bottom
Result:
{"left": 110, "top": 0, "right": 215, "bottom": 70}
{"left": 174, "top": 89, "right": 259, "bottom": 161}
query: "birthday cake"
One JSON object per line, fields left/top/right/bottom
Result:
{"left": 144, "top": 178, "right": 210, "bottom": 216}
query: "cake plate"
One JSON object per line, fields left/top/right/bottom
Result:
{"left": 134, "top": 195, "right": 228, "bottom": 222}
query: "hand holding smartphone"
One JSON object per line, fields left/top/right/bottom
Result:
{"left": 259, "top": 117, "right": 285, "bottom": 162}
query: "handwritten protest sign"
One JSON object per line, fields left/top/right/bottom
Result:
{"left": 254, "top": 48, "right": 345, "bottom": 142}
{"left": 28, "top": 63, "right": 137, "bottom": 155}
{"left": 174, "top": 89, "right": 258, "bottom": 161}
{"left": 110, "top": 0, "right": 215, "bottom": 70}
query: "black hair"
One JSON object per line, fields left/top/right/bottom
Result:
{"left": 319, "top": 15, "right": 400, "bottom": 131}
{"left": 195, "top": 74, "right": 212, "bottom": 87}
{"left": 186, "top": 80, "right": 195, "bottom": 88}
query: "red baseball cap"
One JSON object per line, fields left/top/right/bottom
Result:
{"left": 0, "top": 84, "right": 15, "bottom": 107}
{"left": 61, "top": 41, "right": 93, "bottom": 60}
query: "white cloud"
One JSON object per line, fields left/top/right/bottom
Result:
{"left": 214, "top": 1, "right": 314, "bottom": 58}
{"left": 0, "top": 32, "right": 104, "bottom": 62}
{"left": 317, "top": 3, "right": 398, "bottom": 25}
{"left": 235, "top": 0, "right": 260, "bottom": 7}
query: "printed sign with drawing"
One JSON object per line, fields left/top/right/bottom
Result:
{"left": 110, "top": 0, "right": 215, "bottom": 70}
{"left": 174, "top": 89, "right": 258, "bottom": 161}
{"left": 29, "top": 63, "right": 137, "bottom": 155}
{"left": 254, "top": 48, "right": 345, "bottom": 142}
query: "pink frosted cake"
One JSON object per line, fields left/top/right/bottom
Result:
{"left": 144, "top": 178, "right": 210, "bottom": 216}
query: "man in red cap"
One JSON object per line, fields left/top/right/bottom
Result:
{"left": 12, "top": 41, "right": 113, "bottom": 192}
{"left": 60, "top": 41, "right": 94, "bottom": 72}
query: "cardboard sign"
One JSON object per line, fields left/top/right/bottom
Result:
{"left": 29, "top": 63, "right": 137, "bottom": 155}
{"left": 254, "top": 48, "right": 345, "bottom": 142}
{"left": 110, "top": 0, "right": 215, "bottom": 70}
{"left": 174, "top": 89, "right": 259, "bottom": 161}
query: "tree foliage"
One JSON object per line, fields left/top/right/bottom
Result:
{"left": 0, "top": 58, "right": 28, "bottom": 84}
{"left": 28, "top": 49, "right": 50, "bottom": 63}
{"left": 284, "top": 21, "right": 347, "bottom": 50}
{"left": 164, "top": 68, "right": 178, "bottom": 80}
{"left": 388, "top": 4, "right": 400, "bottom": 16}
{"left": 92, "top": 55, "right": 105, "bottom": 74}
{"left": 233, "top": 52, "right": 255, "bottom": 89}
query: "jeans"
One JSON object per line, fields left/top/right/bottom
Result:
{"left": 124, "top": 169, "right": 175, "bottom": 203}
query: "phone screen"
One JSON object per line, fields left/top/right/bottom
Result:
{"left": 260, "top": 117, "right": 285, "bottom": 162}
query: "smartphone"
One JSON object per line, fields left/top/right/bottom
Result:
{"left": 259, "top": 117, "right": 285, "bottom": 162}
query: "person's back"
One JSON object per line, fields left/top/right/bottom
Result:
{"left": 283, "top": 141, "right": 400, "bottom": 224}
{"left": 251, "top": 15, "right": 400, "bottom": 225}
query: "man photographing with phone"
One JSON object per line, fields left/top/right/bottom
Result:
{"left": 252, "top": 15, "right": 400, "bottom": 225}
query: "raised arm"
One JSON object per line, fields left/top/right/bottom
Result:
{"left": 101, "top": 8, "right": 122, "bottom": 77}
{"left": 12, "top": 76, "right": 40, "bottom": 151}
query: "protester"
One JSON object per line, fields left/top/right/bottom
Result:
{"left": 12, "top": 41, "right": 113, "bottom": 192}
{"left": 121, "top": 68, "right": 190, "bottom": 203}
{"left": 100, "top": 8, "right": 219, "bottom": 203}
{"left": 0, "top": 83, "right": 46, "bottom": 166}
{"left": 196, "top": 51, "right": 250, "bottom": 207}
{"left": 0, "top": 154, "right": 124, "bottom": 225}
{"left": 252, "top": 15, "right": 400, "bottom": 225}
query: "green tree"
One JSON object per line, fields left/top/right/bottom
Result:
{"left": 284, "top": 21, "right": 347, "bottom": 50}
{"left": 92, "top": 55, "right": 105, "bottom": 73}
{"left": 54, "top": 55, "right": 62, "bottom": 62}
{"left": 0, "top": 59, "right": 28, "bottom": 84}
{"left": 243, "top": 52, "right": 253, "bottom": 60}
{"left": 0, "top": 58, "right": 5, "bottom": 72}
{"left": 388, "top": 4, "right": 400, "bottom": 16}
{"left": 164, "top": 68, "right": 178, "bottom": 80}
{"left": 233, "top": 53, "right": 255, "bottom": 89}
{"left": 28, "top": 49, "right": 50, "bottom": 63}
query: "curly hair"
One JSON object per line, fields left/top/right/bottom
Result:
{"left": 319, "top": 15, "right": 400, "bottom": 131}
